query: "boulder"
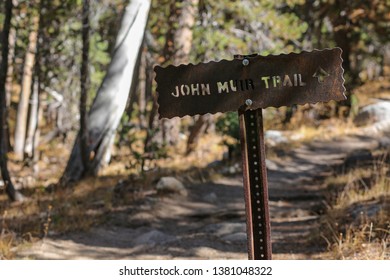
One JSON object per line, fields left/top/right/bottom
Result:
{"left": 156, "top": 177, "right": 188, "bottom": 196}
{"left": 354, "top": 101, "right": 390, "bottom": 126}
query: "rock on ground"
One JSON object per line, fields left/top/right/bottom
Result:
{"left": 354, "top": 101, "right": 390, "bottom": 126}
{"left": 156, "top": 177, "right": 188, "bottom": 196}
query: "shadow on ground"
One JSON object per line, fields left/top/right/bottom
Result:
{"left": 12, "top": 133, "right": 385, "bottom": 259}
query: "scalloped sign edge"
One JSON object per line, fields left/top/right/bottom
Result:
{"left": 154, "top": 48, "right": 346, "bottom": 119}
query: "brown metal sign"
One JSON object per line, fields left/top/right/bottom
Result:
{"left": 154, "top": 48, "right": 346, "bottom": 119}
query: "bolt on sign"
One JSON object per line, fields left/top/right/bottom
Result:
{"left": 154, "top": 48, "right": 346, "bottom": 260}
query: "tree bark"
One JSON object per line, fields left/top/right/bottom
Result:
{"left": 331, "top": 5, "right": 353, "bottom": 114}
{"left": 14, "top": 16, "right": 39, "bottom": 160}
{"left": 138, "top": 45, "right": 148, "bottom": 128}
{"left": 186, "top": 115, "right": 207, "bottom": 155}
{"left": 0, "top": 0, "right": 24, "bottom": 201}
{"left": 172, "top": 0, "right": 198, "bottom": 65}
{"left": 150, "top": 0, "right": 198, "bottom": 146}
{"left": 60, "top": 0, "right": 151, "bottom": 185}
{"left": 4, "top": 27, "right": 15, "bottom": 152}
{"left": 163, "top": 0, "right": 199, "bottom": 145}
{"left": 5, "top": 27, "right": 15, "bottom": 108}
{"left": 80, "top": 0, "right": 91, "bottom": 172}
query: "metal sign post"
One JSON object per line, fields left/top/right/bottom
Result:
{"left": 235, "top": 54, "right": 272, "bottom": 260}
{"left": 153, "top": 48, "right": 346, "bottom": 260}
{"left": 239, "top": 107, "right": 272, "bottom": 259}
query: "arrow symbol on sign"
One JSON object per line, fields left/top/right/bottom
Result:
{"left": 313, "top": 67, "right": 330, "bottom": 83}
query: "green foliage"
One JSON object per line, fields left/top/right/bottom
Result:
{"left": 215, "top": 112, "right": 240, "bottom": 158}
{"left": 149, "top": 0, "right": 308, "bottom": 64}
{"left": 89, "top": 32, "right": 110, "bottom": 101}
{"left": 216, "top": 112, "right": 239, "bottom": 141}
{"left": 191, "top": 0, "right": 308, "bottom": 61}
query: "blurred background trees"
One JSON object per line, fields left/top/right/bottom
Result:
{"left": 0, "top": 0, "right": 389, "bottom": 199}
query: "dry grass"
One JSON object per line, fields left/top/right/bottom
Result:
{"left": 322, "top": 158, "right": 390, "bottom": 259}
{"left": 0, "top": 175, "right": 123, "bottom": 259}
{"left": 324, "top": 220, "right": 389, "bottom": 260}
{"left": 353, "top": 77, "right": 390, "bottom": 107}
{"left": 288, "top": 118, "right": 358, "bottom": 144}
{"left": 151, "top": 133, "right": 227, "bottom": 171}
{"left": 0, "top": 232, "right": 16, "bottom": 260}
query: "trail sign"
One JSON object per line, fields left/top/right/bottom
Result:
{"left": 154, "top": 48, "right": 346, "bottom": 260}
{"left": 154, "top": 48, "right": 346, "bottom": 119}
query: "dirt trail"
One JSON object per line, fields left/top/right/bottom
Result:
{"left": 15, "top": 134, "right": 381, "bottom": 259}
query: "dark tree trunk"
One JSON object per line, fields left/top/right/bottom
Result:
{"left": 143, "top": 91, "right": 160, "bottom": 154}
{"left": 159, "top": 1, "right": 181, "bottom": 146}
{"left": 80, "top": 0, "right": 91, "bottom": 172}
{"left": 331, "top": 0, "right": 354, "bottom": 114}
{"left": 138, "top": 45, "right": 148, "bottom": 128}
{"left": 0, "top": 0, "right": 24, "bottom": 201}
{"left": 5, "top": 27, "right": 15, "bottom": 151}
{"left": 283, "top": 104, "right": 297, "bottom": 126}
{"left": 186, "top": 115, "right": 208, "bottom": 155}
{"left": 163, "top": 0, "right": 199, "bottom": 145}
{"left": 5, "top": 27, "right": 15, "bottom": 108}
{"left": 148, "top": 0, "right": 199, "bottom": 146}
{"left": 142, "top": 46, "right": 158, "bottom": 153}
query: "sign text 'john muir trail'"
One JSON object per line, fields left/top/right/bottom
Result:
{"left": 154, "top": 48, "right": 346, "bottom": 119}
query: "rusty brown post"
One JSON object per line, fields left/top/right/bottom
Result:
{"left": 239, "top": 108, "right": 272, "bottom": 260}
{"left": 236, "top": 54, "right": 272, "bottom": 260}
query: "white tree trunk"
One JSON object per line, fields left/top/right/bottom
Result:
{"left": 61, "top": 0, "right": 151, "bottom": 184}
{"left": 14, "top": 17, "right": 39, "bottom": 159}
{"left": 24, "top": 80, "right": 39, "bottom": 158}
